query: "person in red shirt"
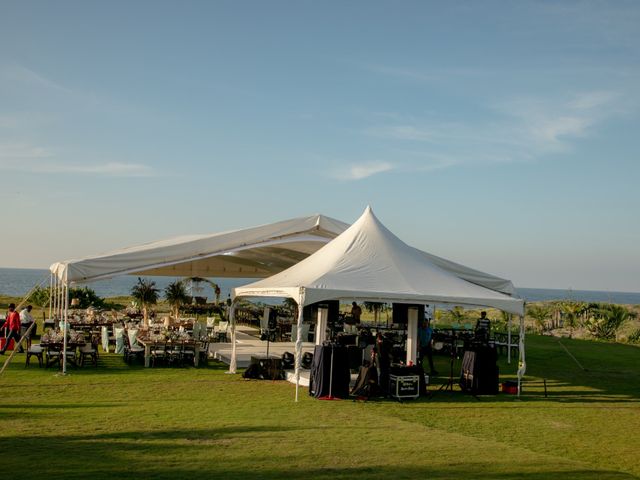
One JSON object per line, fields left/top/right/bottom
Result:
{"left": 1, "top": 303, "right": 22, "bottom": 354}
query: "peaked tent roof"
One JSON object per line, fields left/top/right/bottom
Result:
{"left": 234, "top": 207, "right": 524, "bottom": 315}
{"left": 50, "top": 214, "right": 349, "bottom": 284}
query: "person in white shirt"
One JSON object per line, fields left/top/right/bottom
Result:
{"left": 19, "top": 305, "right": 35, "bottom": 349}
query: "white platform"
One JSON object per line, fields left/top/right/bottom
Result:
{"left": 209, "top": 326, "right": 315, "bottom": 369}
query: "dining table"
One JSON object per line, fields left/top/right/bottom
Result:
{"left": 136, "top": 335, "right": 203, "bottom": 368}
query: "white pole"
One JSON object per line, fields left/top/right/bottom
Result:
{"left": 228, "top": 302, "right": 237, "bottom": 374}
{"left": 507, "top": 313, "right": 512, "bottom": 364}
{"left": 517, "top": 311, "right": 526, "bottom": 397}
{"left": 315, "top": 307, "right": 328, "bottom": 345}
{"left": 294, "top": 289, "right": 305, "bottom": 402}
{"left": 48, "top": 273, "right": 53, "bottom": 321}
{"left": 52, "top": 276, "right": 57, "bottom": 321}
{"left": 406, "top": 307, "right": 419, "bottom": 366}
{"left": 62, "top": 271, "right": 69, "bottom": 374}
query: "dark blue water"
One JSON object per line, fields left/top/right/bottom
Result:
{"left": 1, "top": 268, "right": 639, "bottom": 305}
{"left": 0, "top": 268, "right": 249, "bottom": 301}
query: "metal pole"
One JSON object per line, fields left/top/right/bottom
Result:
{"left": 228, "top": 301, "right": 237, "bottom": 374}
{"left": 62, "top": 271, "right": 69, "bottom": 374}
{"left": 517, "top": 310, "right": 526, "bottom": 397}
{"left": 294, "top": 288, "right": 305, "bottom": 402}
{"left": 48, "top": 273, "right": 53, "bottom": 321}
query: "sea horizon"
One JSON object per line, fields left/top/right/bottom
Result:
{"left": 1, "top": 267, "right": 639, "bottom": 305}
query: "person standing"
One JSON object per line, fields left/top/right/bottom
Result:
{"left": 374, "top": 333, "right": 391, "bottom": 396}
{"left": 19, "top": 305, "right": 35, "bottom": 351}
{"left": 350, "top": 302, "right": 362, "bottom": 324}
{"left": 418, "top": 318, "right": 438, "bottom": 375}
{"left": 1, "top": 303, "right": 22, "bottom": 355}
{"left": 214, "top": 284, "right": 221, "bottom": 305}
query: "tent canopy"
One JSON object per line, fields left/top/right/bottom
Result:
{"left": 234, "top": 207, "right": 524, "bottom": 316}
{"left": 50, "top": 214, "right": 349, "bottom": 284}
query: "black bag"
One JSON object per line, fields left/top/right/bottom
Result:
{"left": 242, "top": 363, "right": 261, "bottom": 379}
{"left": 351, "top": 363, "right": 379, "bottom": 399}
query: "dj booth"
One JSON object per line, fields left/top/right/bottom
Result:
{"left": 459, "top": 345, "right": 499, "bottom": 395}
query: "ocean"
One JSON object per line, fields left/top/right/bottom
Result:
{"left": 1, "top": 267, "right": 639, "bottom": 305}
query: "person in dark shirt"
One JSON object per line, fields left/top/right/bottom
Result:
{"left": 418, "top": 319, "right": 438, "bottom": 375}
{"left": 374, "top": 332, "right": 391, "bottom": 395}
{"left": 350, "top": 302, "right": 362, "bottom": 324}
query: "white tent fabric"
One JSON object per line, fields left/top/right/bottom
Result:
{"left": 50, "top": 214, "right": 349, "bottom": 284}
{"left": 233, "top": 207, "right": 525, "bottom": 400}
{"left": 234, "top": 207, "right": 524, "bottom": 315}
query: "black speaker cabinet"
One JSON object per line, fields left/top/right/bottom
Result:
{"left": 459, "top": 346, "right": 499, "bottom": 395}
{"left": 303, "top": 300, "right": 340, "bottom": 323}
{"left": 392, "top": 303, "right": 425, "bottom": 325}
{"left": 309, "top": 345, "right": 350, "bottom": 399}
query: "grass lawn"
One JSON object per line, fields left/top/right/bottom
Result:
{"left": 1, "top": 335, "right": 638, "bottom": 479}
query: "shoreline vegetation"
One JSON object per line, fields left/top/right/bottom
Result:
{"left": 2, "top": 285, "right": 639, "bottom": 346}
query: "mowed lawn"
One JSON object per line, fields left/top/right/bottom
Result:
{"left": 1, "top": 335, "right": 639, "bottom": 480}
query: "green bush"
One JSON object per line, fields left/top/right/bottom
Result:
{"left": 28, "top": 285, "right": 106, "bottom": 309}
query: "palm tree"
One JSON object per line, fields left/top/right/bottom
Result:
{"left": 448, "top": 306, "right": 466, "bottom": 326}
{"left": 527, "top": 304, "right": 552, "bottom": 333}
{"left": 131, "top": 278, "right": 160, "bottom": 326}
{"left": 164, "top": 280, "right": 189, "bottom": 319}
{"left": 560, "top": 301, "right": 586, "bottom": 338}
{"left": 586, "top": 304, "right": 632, "bottom": 341}
{"left": 364, "top": 302, "right": 385, "bottom": 325}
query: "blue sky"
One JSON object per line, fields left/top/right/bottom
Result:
{"left": 1, "top": 1, "right": 639, "bottom": 292}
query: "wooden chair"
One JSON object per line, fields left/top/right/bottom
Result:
{"left": 79, "top": 335, "right": 100, "bottom": 367}
{"left": 25, "top": 345, "right": 44, "bottom": 368}
{"left": 151, "top": 342, "right": 167, "bottom": 367}
{"left": 122, "top": 331, "right": 144, "bottom": 365}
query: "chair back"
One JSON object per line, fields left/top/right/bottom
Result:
{"left": 206, "top": 317, "right": 216, "bottom": 328}
{"left": 128, "top": 328, "right": 139, "bottom": 348}
{"left": 218, "top": 321, "right": 229, "bottom": 333}
{"left": 114, "top": 327, "right": 125, "bottom": 354}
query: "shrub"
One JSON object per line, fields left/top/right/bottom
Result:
{"left": 584, "top": 304, "right": 631, "bottom": 341}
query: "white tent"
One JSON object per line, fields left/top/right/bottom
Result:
{"left": 50, "top": 214, "right": 350, "bottom": 284}
{"left": 233, "top": 207, "right": 526, "bottom": 399}
{"left": 47, "top": 213, "right": 349, "bottom": 374}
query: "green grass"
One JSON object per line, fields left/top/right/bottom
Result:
{"left": 1, "top": 335, "right": 639, "bottom": 479}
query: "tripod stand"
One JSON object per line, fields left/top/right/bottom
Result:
{"left": 438, "top": 333, "right": 458, "bottom": 393}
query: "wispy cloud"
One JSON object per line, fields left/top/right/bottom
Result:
{"left": 0, "top": 143, "right": 155, "bottom": 177}
{"left": 0, "top": 65, "right": 72, "bottom": 94}
{"left": 366, "top": 64, "right": 487, "bottom": 83}
{"left": 362, "top": 90, "right": 625, "bottom": 170}
{"left": 332, "top": 161, "right": 395, "bottom": 181}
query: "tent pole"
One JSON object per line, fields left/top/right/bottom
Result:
{"left": 294, "top": 289, "right": 305, "bottom": 402}
{"left": 228, "top": 301, "right": 237, "bottom": 374}
{"left": 48, "top": 273, "right": 53, "bottom": 321}
{"left": 52, "top": 276, "right": 57, "bottom": 322}
{"left": 517, "top": 308, "right": 526, "bottom": 398}
{"left": 507, "top": 313, "right": 512, "bottom": 364}
{"left": 62, "top": 271, "right": 69, "bottom": 375}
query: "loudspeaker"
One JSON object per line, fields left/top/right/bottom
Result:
{"left": 303, "top": 300, "right": 339, "bottom": 323}
{"left": 309, "top": 345, "right": 350, "bottom": 399}
{"left": 459, "top": 346, "right": 499, "bottom": 395}
{"left": 268, "top": 309, "right": 278, "bottom": 330}
{"left": 392, "top": 303, "right": 425, "bottom": 325}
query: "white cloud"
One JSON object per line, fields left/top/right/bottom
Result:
{"left": 0, "top": 65, "right": 72, "bottom": 94}
{"left": 40, "top": 162, "right": 155, "bottom": 177}
{"left": 365, "top": 125, "right": 437, "bottom": 142}
{"left": 336, "top": 161, "right": 395, "bottom": 181}
{"left": 0, "top": 143, "right": 53, "bottom": 159}
{"left": 0, "top": 143, "right": 155, "bottom": 177}
{"left": 361, "top": 89, "right": 624, "bottom": 171}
